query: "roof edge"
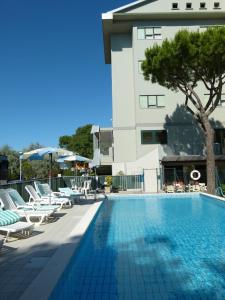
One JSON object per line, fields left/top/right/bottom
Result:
{"left": 102, "top": 0, "right": 147, "bottom": 16}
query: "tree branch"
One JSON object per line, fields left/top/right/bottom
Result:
{"left": 201, "top": 76, "right": 211, "bottom": 91}
{"left": 187, "top": 84, "right": 204, "bottom": 111}
{"left": 206, "top": 77, "right": 223, "bottom": 116}
{"left": 177, "top": 84, "right": 200, "bottom": 111}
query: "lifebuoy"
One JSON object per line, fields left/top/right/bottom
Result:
{"left": 190, "top": 170, "right": 201, "bottom": 181}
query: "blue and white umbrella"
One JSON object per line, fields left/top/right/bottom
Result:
{"left": 21, "top": 147, "right": 73, "bottom": 189}
{"left": 59, "top": 154, "right": 91, "bottom": 163}
{"left": 57, "top": 154, "right": 91, "bottom": 175}
{"left": 21, "top": 147, "right": 73, "bottom": 161}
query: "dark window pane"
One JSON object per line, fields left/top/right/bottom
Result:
{"left": 141, "top": 130, "right": 167, "bottom": 144}
{"left": 142, "top": 131, "right": 153, "bottom": 144}
{"left": 157, "top": 131, "right": 168, "bottom": 144}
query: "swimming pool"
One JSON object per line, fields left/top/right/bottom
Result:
{"left": 50, "top": 194, "right": 225, "bottom": 299}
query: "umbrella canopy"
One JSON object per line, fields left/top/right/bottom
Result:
{"left": 21, "top": 147, "right": 74, "bottom": 194}
{"left": 57, "top": 154, "right": 91, "bottom": 163}
{"left": 21, "top": 147, "right": 73, "bottom": 161}
{"left": 64, "top": 154, "right": 91, "bottom": 162}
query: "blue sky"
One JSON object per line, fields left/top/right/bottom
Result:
{"left": 0, "top": 0, "right": 131, "bottom": 151}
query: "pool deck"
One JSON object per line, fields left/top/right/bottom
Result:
{"left": 0, "top": 197, "right": 103, "bottom": 300}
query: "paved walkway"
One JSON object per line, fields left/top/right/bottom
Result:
{"left": 0, "top": 200, "right": 97, "bottom": 300}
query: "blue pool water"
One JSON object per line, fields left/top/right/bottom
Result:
{"left": 50, "top": 194, "right": 225, "bottom": 299}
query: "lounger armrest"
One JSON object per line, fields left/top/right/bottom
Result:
{"left": 17, "top": 205, "right": 35, "bottom": 211}
{"left": 51, "top": 192, "right": 62, "bottom": 196}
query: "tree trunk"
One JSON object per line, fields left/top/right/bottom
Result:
{"left": 202, "top": 116, "right": 215, "bottom": 194}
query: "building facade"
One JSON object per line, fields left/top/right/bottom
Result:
{"left": 91, "top": 125, "right": 113, "bottom": 175}
{"left": 101, "top": 0, "right": 225, "bottom": 190}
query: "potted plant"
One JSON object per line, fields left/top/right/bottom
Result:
{"left": 104, "top": 176, "right": 112, "bottom": 193}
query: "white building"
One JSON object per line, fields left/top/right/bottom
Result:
{"left": 99, "top": 0, "right": 225, "bottom": 191}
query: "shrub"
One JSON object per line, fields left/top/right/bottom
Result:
{"left": 105, "top": 176, "right": 112, "bottom": 187}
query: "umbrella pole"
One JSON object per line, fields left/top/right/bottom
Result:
{"left": 49, "top": 153, "right": 53, "bottom": 204}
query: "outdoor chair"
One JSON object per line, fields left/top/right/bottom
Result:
{"left": 0, "top": 234, "right": 4, "bottom": 249}
{"left": 0, "top": 208, "right": 33, "bottom": 242}
{"left": 25, "top": 185, "right": 61, "bottom": 211}
{"left": 70, "top": 179, "right": 81, "bottom": 191}
{"left": 165, "top": 185, "right": 175, "bottom": 193}
{"left": 58, "top": 187, "right": 85, "bottom": 202}
{"left": 175, "top": 184, "right": 185, "bottom": 193}
{"left": 0, "top": 189, "right": 53, "bottom": 226}
{"left": 81, "top": 180, "right": 96, "bottom": 196}
{"left": 187, "top": 184, "right": 194, "bottom": 192}
{"left": 192, "top": 184, "right": 201, "bottom": 192}
{"left": 199, "top": 183, "right": 207, "bottom": 192}
{"left": 34, "top": 181, "right": 72, "bottom": 208}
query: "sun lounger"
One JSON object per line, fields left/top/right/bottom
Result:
{"left": 0, "top": 189, "right": 53, "bottom": 226}
{"left": 175, "top": 184, "right": 185, "bottom": 193}
{"left": 33, "top": 181, "right": 72, "bottom": 208}
{"left": 35, "top": 182, "right": 66, "bottom": 198}
{"left": 199, "top": 183, "right": 207, "bottom": 192}
{"left": 0, "top": 234, "right": 4, "bottom": 249}
{"left": 25, "top": 185, "right": 61, "bottom": 211}
{"left": 166, "top": 185, "right": 175, "bottom": 193}
{"left": 0, "top": 209, "right": 33, "bottom": 242}
{"left": 192, "top": 184, "right": 201, "bottom": 192}
{"left": 58, "top": 187, "right": 85, "bottom": 202}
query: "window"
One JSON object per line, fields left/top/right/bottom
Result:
{"left": 138, "top": 60, "right": 144, "bottom": 73}
{"left": 139, "top": 95, "right": 165, "bottom": 108}
{"left": 214, "top": 2, "right": 220, "bottom": 9}
{"left": 214, "top": 129, "right": 225, "bottom": 154}
{"left": 172, "top": 3, "right": 179, "bottom": 9}
{"left": 186, "top": 2, "right": 192, "bottom": 9}
{"left": 137, "top": 27, "right": 162, "bottom": 40}
{"left": 141, "top": 130, "right": 167, "bottom": 144}
{"left": 200, "top": 2, "right": 206, "bottom": 9}
{"left": 220, "top": 94, "right": 225, "bottom": 106}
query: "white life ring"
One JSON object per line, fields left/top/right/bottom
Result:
{"left": 190, "top": 170, "right": 201, "bottom": 181}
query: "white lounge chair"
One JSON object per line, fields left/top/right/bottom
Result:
{"left": 35, "top": 182, "right": 65, "bottom": 198}
{"left": 0, "top": 234, "right": 4, "bottom": 249}
{"left": 199, "top": 183, "right": 207, "bottom": 192}
{"left": 58, "top": 187, "right": 85, "bottom": 202}
{"left": 25, "top": 185, "right": 61, "bottom": 211}
{"left": 34, "top": 181, "right": 72, "bottom": 208}
{"left": 192, "top": 184, "right": 201, "bottom": 192}
{"left": 0, "top": 189, "right": 53, "bottom": 226}
{"left": 175, "top": 184, "right": 185, "bottom": 193}
{"left": 165, "top": 185, "right": 175, "bottom": 193}
{"left": 0, "top": 208, "right": 33, "bottom": 242}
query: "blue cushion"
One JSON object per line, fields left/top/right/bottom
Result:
{"left": 0, "top": 210, "right": 20, "bottom": 226}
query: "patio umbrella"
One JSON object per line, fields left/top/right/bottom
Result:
{"left": 21, "top": 147, "right": 73, "bottom": 189}
{"left": 57, "top": 154, "right": 91, "bottom": 176}
{"left": 63, "top": 154, "right": 91, "bottom": 163}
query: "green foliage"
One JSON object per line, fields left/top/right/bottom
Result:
{"left": 222, "top": 184, "right": 225, "bottom": 194}
{"left": 105, "top": 175, "right": 112, "bottom": 187}
{"left": 59, "top": 124, "right": 93, "bottom": 158}
{"left": 21, "top": 143, "right": 60, "bottom": 180}
{"left": 0, "top": 125, "right": 93, "bottom": 181}
{"left": 58, "top": 136, "right": 72, "bottom": 149}
{"left": 142, "top": 27, "right": 225, "bottom": 93}
{"left": 142, "top": 26, "right": 225, "bottom": 194}
{"left": 0, "top": 145, "right": 19, "bottom": 180}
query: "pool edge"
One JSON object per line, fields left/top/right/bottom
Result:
{"left": 19, "top": 201, "right": 103, "bottom": 300}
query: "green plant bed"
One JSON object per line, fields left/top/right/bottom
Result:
{"left": 221, "top": 184, "right": 225, "bottom": 194}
